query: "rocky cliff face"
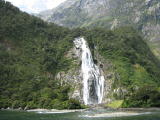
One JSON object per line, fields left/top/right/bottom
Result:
{"left": 55, "top": 38, "right": 127, "bottom": 104}
{"left": 38, "top": 0, "right": 160, "bottom": 59}
{"left": 38, "top": 0, "right": 111, "bottom": 27}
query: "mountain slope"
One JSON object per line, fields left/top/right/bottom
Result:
{"left": 0, "top": 0, "right": 84, "bottom": 109}
{"left": 82, "top": 27, "right": 160, "bottom": 107}
{"left": 38, "top": 0, "right": 160, "bottom": 59}
{"left": 0, "top": 0, "right": 160, "bottom": 109}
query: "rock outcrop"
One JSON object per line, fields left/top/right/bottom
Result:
{"left": 55, "top": 38, "right": 123, "bottom": 104}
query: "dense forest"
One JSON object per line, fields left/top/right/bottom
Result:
{"left": 0, "top": 0, "right": 160, "bottom": 109}
{"left": 0, "top": 0, "right": 84, "bottom": 109}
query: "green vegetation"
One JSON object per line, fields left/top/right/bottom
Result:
{"left": 106, "top": 100, "right": 123, "bottom": 108}
{"left": 42, "top": 0, "right": 160, "bottom": 59}
{"left": 122, "top": 85, "right": 160, "bottom": 107}
{"left": 0, "top": 0, "right": 160, "bottom": 109}
{"left": 80, "top": 27, "right": 160, "bottom": 107}
{"left": 0, "top": 0, "right": 83, "bottom": 109}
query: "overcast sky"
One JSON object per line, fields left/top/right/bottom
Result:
{"left": 6, "top": 0, "right": 67, "bottom": 13}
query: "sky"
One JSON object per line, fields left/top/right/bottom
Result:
{"left": 6, "top": 0, "right": 67, "bottom": 13}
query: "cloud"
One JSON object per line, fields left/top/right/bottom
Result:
{"left": 6, "top": 0, "right": 67, "bottom": 13}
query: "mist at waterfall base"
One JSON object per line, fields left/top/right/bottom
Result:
{"left": 74, "top": 37, "right": 104, "bottom": 105}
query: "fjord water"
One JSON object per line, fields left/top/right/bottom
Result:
{"left": 1, "top": 110, "right": 160, "bottom": 120}
{"left": 74, "top": 37, "right": 104, "bottom": 105}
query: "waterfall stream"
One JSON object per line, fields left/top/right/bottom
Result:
{"left": 74, "top": 37, "right": 104, "bottom": 105}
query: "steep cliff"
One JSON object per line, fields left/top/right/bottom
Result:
{"left": 38, "top": 0, "right": 160, "bottom": 59}
{"left": 54, "top": 28, "right": 160, "bottom": 107}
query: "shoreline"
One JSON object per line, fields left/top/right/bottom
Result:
{"left": 27, "top": 109, "right": 85, "bottom": 113}
{"left": 117, "top": 108, "right": 160, "bottom": 112}
{"left": 0, "top": 108, "right": 85, "bottom": 113}
{"left": 1, "top": 107, "right": 160, "bottom": 112}
{"left": 1, "top": 107, "right": 160, "bottom": 117}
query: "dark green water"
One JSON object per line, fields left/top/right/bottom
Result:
{"left": 0, "top": 109, "right": 160, "bottom": 120}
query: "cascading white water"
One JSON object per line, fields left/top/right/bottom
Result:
{"left": 74, "top": 37, "right": 104, "bottom": 105}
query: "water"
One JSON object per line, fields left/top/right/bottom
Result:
{"left": 1, "top": 109, "right": 160, "bottom": 120}
{"left": 74, "top": 37, "right": 104, "bottom": 105}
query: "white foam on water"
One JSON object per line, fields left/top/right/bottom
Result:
{"left": 36, "top": 111, "right": 74, "bottom": 114}
{"left": 81, "top": 112, "right": 152, "bottom": 118}
{"left": 27, "top": 109, "right": 82, "bottom": 114}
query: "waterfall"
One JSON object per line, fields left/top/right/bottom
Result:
{"left": 74, "top": 37, "right": 104, "bottom": 105}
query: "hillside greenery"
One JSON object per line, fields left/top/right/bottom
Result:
{"left": 0, "top": 0, "right": 84, "bottom": 109}
{"left": 0, "top": 0, "right": 160, "bottom": 109}
{"left": 76, "top": 27, "right": 160, "bottom": 107}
